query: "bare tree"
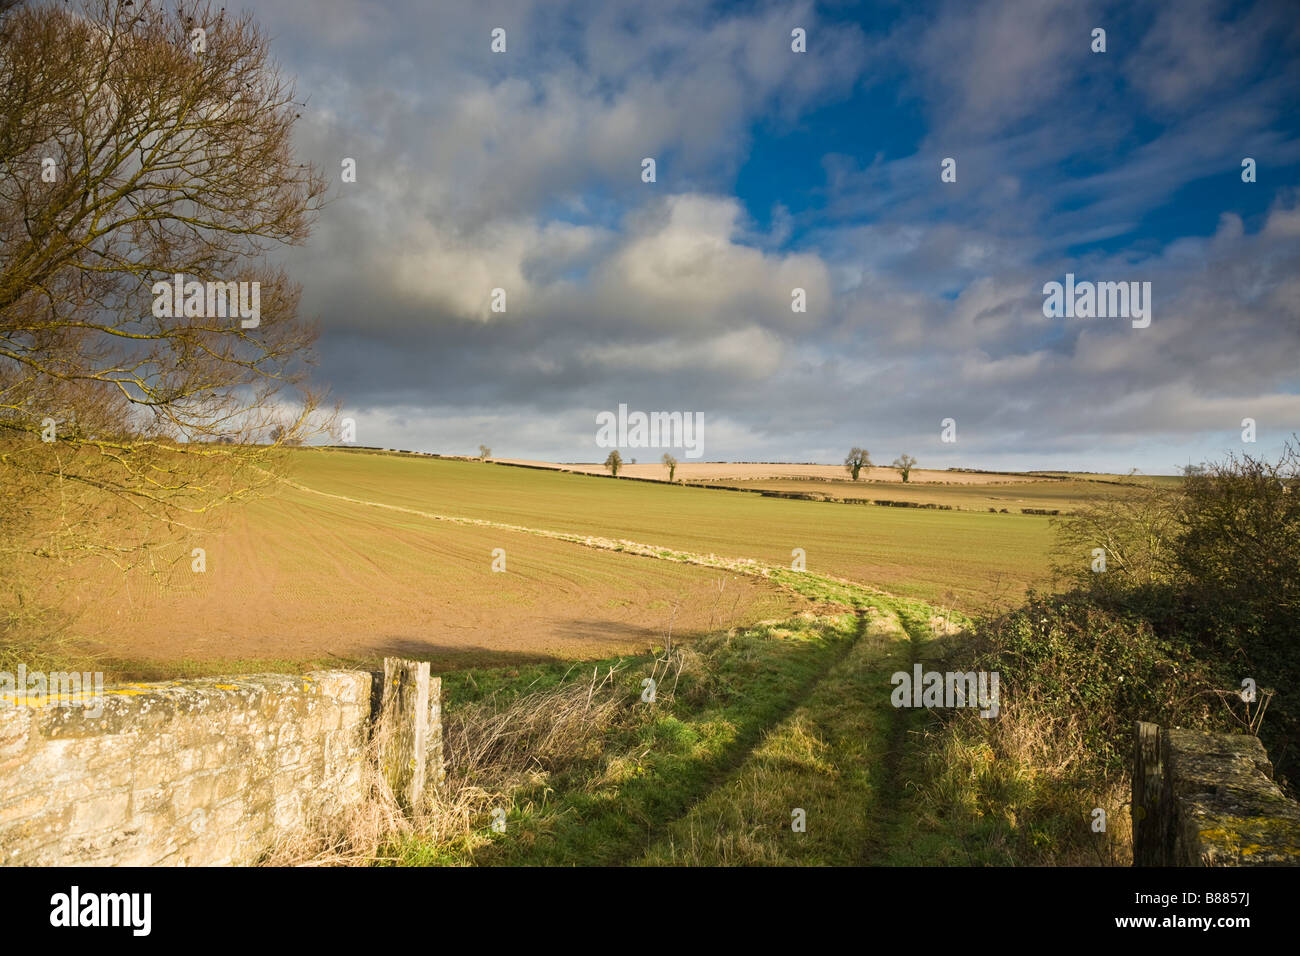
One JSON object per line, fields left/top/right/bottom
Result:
{"left": 478, "top": 445, "right": 491, "bottom": 460}
{"left": 1, "top": 1, "right": 330, "bottom": 616}
{"left": 603, "top": 450, "right": 623, "bottom": 477}
{"left": 661, "top": 452, "right": 677, "bottom": 482}
{"left": 844, "top": 447, "right": 871, "bottom": 481}
{"left": 892, "top": 454, "right": 917, "bottom": 482}
{"left": 1051, "top": 480, "right": 1182, "bottom": 590}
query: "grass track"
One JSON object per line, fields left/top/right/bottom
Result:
{"left": 405, "top": 581, "right": 973, "bottom": 866}
{"left": 639, "top": 604, "right": 898, "bottom": 865}
{"left": 404, "top": 612, "right": 863, "bottom": 866}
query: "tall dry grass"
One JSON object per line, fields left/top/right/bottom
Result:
{"left": 913, "top": 704, "right": 1134, "bottom": 865}
{"left": 264, "top": 658, "right": 659, "bottom": 865}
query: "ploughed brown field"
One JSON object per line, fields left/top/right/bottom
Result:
{"left": 40, "top": 450, "right": 1163, "bottom": 672}
{"left": 50, "top": 479, "right": 799, "bottom": 670}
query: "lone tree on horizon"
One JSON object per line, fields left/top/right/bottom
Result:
{"left": 893, "top": 454, "right": 918, "bottom": 482}
{"left": 845, "top": 447, "right": 871, "bottom": 481}
{"left": 604, "top": 450, "right": 623, "bottom": 477}
{"left": 662, "top": 452, "right": 678, "bottom": 482}
{"left": 479, "top": 445, "right": 492, "bottom": 460}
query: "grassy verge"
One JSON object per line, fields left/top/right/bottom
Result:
{"left": 893, "top": 595, "right": 1230, "bottom": 865}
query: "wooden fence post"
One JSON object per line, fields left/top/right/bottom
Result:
{"left": 377, "top": 658, "right": 430, "bottom": 813}
{"left": 427, "top": 675, "right": 445, "bottom": 789}
{"left": 1132, "top": 721, "right": 1165, "bottom": 865}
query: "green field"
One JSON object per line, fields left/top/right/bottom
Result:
{"left": 287, "top": 448, "right": 1061, "bottom": 611}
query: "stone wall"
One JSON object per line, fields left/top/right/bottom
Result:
{"left": 1132, "top": 721, "right": 1300, "bottom": 866}
{"left": 0, "top": 662, "right": 443, "bottom": 866}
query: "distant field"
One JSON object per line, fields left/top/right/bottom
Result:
{"left": 285, "top": 450, "right": 1060, "bottom": 610}
{"left": 497, "top": 457, "right": 1173, "bottom": 512}
{"left": 498, "top": 459, "right": 1042, "bottom": 485}
{"left": 712, "top": 476, "right": 1148, "bottom": 513}
{"left": 1030, "top": 471, "right": 1185, "bottom": 488}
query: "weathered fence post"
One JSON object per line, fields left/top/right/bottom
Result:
{"left": 427, "top": 675, "right": 445, "bottom": 789}
{"left": 1131, "top": 721, "right": 1166, "bottom": 865}
{"left": 377, "top": 658, "right": 430, "bottom": 813}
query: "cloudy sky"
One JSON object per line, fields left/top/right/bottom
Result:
{"left": 257, "top": 0, "right": 1299, "bottom": 473}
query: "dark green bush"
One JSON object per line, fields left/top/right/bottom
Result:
{"left": 1047, "top": 442, "right": 1300, "bottom": 787}
{"left": 1171, "top": 447, "right": 1300, "bottom": 782}
{"left": 968, "top": 593, "right": 1225, "bottom": 777}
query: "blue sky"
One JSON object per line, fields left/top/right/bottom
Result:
{"left": 258, "top": 0, "right": 1300, "bottom": 473}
